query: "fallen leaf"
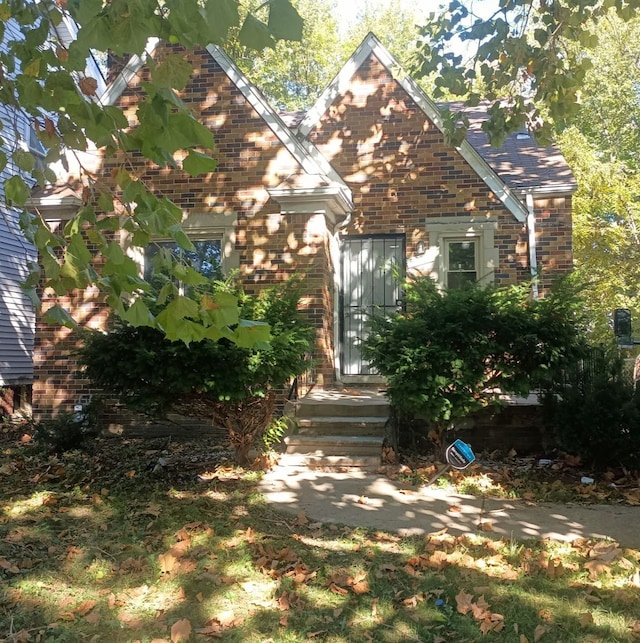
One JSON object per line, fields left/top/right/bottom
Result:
{"left": 580, "top": 612, "right": 594, "bottom": 626}
{"left": 171, "top": 618, "right": 192, "bottom": 642}
{"left": 329, "top": 583, "right": 349, "bottom": 596}
{"left": 158, "top": 552, "right": 177, "bottom": 574}
{"left": 75, "top": 600, "right": 97, "bottom": 616}
{"left": 455, "top": 590, "right": 474, "bottom": 615}
{"left": 0, "top": 556, "right": 20, "bottom": 574}
{"left": 296, "top": 511, "right": 308, "bottom": 526}
{"left": 534, "top": 623, "right": 549, "bottom": 641}
{"left": 584, "top": 560, "right": 611, "bottom": 580}
{"left": 85, "top": 610, "right": 101, "bottom": 625}
{"left": 448, "top": 505, "right": 462, "bottom": 513}
{"left": 630, "top": 620, "right": 640, "bottom": 639}
{"left": 478, "top": 521, "right": 494, "bottom": 532}
{"left": 357, "top": 495, "right": 369, "bottom": 505}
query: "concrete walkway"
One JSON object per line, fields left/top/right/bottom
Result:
{"left": 259, "top": 467, "right": 640, "bottom": 549}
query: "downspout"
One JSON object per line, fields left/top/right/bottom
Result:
{"left": 526, "top": 193, "right": 539, "bottom": 300}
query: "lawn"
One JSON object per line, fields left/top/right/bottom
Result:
{"left": 1, "top": 424, "right": 639, "bottom": 643}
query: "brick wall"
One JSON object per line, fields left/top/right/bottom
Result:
{"left": 305, "top": 54, "right": 573, "bottom": 293}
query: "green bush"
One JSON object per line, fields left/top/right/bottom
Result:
{"left": 32, "top": 410, "right": 100, "bottom": 454}
{"left": 542, "top": 348, "right": 640, "bottom": 470}
{"left": 363, "top": 276, "right": 590, "bottom": 450}
{"left": 78, "top": 276, "right": 314, "bottom": 463}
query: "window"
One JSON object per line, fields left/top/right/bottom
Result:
{"left": 415, "top": 216, "right": 498, "bottom": 290}
{"left": 144, "top": 239, "right": 222, "bottom": 285}
{"left": 445, "top": 238, "right": 478, "bottom": 289}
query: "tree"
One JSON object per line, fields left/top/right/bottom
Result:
{"left": 1, "top": 0, "right": 302, "bottom": 343}
{"left": 410, "top": 0, "right": 640, "bottom": 146}
{"left": 226, "top": 0, "right": 342, "bottom": 111}
{"left": 556, "top": 13, "right": 640, "bottom": 341}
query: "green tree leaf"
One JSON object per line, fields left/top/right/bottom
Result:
{"left": 268, "top": 0, "right": 304, "bottom": 42}
{"left": 43, "top": 304, "right": 77, "bottom": 329}
{"left": 5, "top": 176, "right": 30, "bottom": 206}
{"left": 182, "top": 150, "right": 218, "bottom": 176}
{"left": 122, "top": 298, "right": 156, "bottom": 327}
{"left": 239, "top": 14, "right": 275, "bottom": 51}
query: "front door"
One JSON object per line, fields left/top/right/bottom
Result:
{"left": 340, "top": 234, "right": 405, "bottom": 376}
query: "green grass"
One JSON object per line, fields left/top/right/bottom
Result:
{"left": 1, "top": 427, "right": 639, "bottom": 642}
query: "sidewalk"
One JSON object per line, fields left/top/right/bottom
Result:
{"left": 259, "top": 467, "right": 640, "bottom": 549}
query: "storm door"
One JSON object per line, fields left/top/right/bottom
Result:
{"left": 340, "top": 234, "right": 405, "bottom": 376}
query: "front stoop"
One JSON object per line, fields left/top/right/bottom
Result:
{"left": 280, "top": 389, "right": 389, "bottom": 471}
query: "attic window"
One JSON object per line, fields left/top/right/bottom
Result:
{"left": 516, "top": 133, "right": 532, "bottom": 140}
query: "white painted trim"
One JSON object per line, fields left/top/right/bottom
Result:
{"left": 100, "top": 38, "right": 159, "bottom": 106}
{"left": 267, "top": 184, "right": 353, "bottom": 221}
{"left": 299, "top": 32, "right": 529, "bottom": 223}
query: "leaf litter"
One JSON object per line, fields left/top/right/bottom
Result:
{"left": 1, "top": 424, "right": 639, "bottom": 641}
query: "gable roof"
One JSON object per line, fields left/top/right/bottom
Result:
{"left": 297, "top": 32, "right": 576, "bottom": 222}
{"left": 100, "top": 40, "right": 353, "bottom": 216}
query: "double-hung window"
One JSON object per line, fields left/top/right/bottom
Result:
{"left": 444, "top": 238, "right": 478, "bottom": 289}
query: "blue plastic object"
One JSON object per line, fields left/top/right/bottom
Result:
{"left": 445, "top": 439, "right": 476, "bottom": 470}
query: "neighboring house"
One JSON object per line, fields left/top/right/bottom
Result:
{"left": 29, "top": 33, "right": 575, "bottom": 420}
{"left": 1, "top": 12, "right": 105, "bottom": 419}
{"left": 0, "top": 18, "right": 40, "bottom": 417}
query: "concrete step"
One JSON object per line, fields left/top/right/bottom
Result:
{"left": 294, "top": 399, "right": 389, "bottom": 419}
{"left": 292, "top": 390, "right": 389, "bottom": 419}
{"left": 277, "top": 452, "right": 382, "bottom": 471}
{"left": 296, "top": 416, "right": 386, "bottom": 436}
{"left": 284, "top": 434, "right": 383, "bottom": 456}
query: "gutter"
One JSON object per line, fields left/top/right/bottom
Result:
{"left": 526, "top": 193, "right": 539, "bottom": 299}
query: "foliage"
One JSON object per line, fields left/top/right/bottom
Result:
{"left": 560, "top": 128, "right": 640, "bottom": 342}
{"left": 410, "top": 0, "right": 640, "bottom": 146}
{"left": 1, "top": 0, "right": 302, "bottom": 343}
{"left": 542, "top": 347, "right": 640, "bottom": 470}
{"left": 31, "top": 409, "right": 100, "bottom": 454}
{"left": 556, "top": 13, "right": 640, "bottom": 342}
{"left": 258, "top": 415, "right": 289, "bottom": 453}
{"left": 363, "top": 276, "right": 590, "bottom": 442}
{"left": 77, "top": 276, "right": 314, "bottom": 462}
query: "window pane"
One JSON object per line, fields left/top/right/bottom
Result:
{"left": 144, "top": 239, "right": 221, "bottom": 282}
{"left": 448, "top": 241, "right": 476, "bottom": 271}
{"left": 447, "top": 271, "right": 477, "bottom": 290}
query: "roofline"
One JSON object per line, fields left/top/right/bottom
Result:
{"left": 100, "top": 38, "right": 159, "bottom": 106}
{"left": 518, "top": 185, "right": 577, "bottom": 198}
{"left": 299, "top": 32, "right": 529, "bottom": 223}
{"left": 96, "top": 39, "right": 352, "bottom": 209}
{"left": 204, "top": 44, "right": 351, "bottom": 201}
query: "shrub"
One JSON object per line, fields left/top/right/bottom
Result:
{"left": 542, "top": 348, "right": 640, "bottom": 470}
{"left": 363, "top": 276, "right": 590, "bottom": 451}
{"left": 78, "top": 276, "right": 314, "bottom": 464}
{"left": 32, "top": 409, "right": 100, "bottom": 454}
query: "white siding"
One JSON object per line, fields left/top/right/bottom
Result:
{"left": 0, "top": 19, "right": 36, "bottom": 385}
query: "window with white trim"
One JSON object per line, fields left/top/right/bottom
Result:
{"left": 444, "top": 238, "right": 479, "bottom": 289}
{"left": 144, "top": 239, "right": 222, "bottom": 285}
{"left": 412, "top": 216, "right": 499, "bottom": 290}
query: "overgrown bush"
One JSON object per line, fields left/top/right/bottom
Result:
{"left": 542, "top": 348, "right": 640, "bottom": 470}
{"left": 32, "top": 410, "right": 100, "bottom": 454}
{"left": 78, "top": 276, "right": 314, "bottom": 464}
{"left": 363, "top": 276, "right": 590, "bottom": 451}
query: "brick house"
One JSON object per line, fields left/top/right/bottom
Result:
{"left": 30, "top": 33, "right": 575, "bottom": 421}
